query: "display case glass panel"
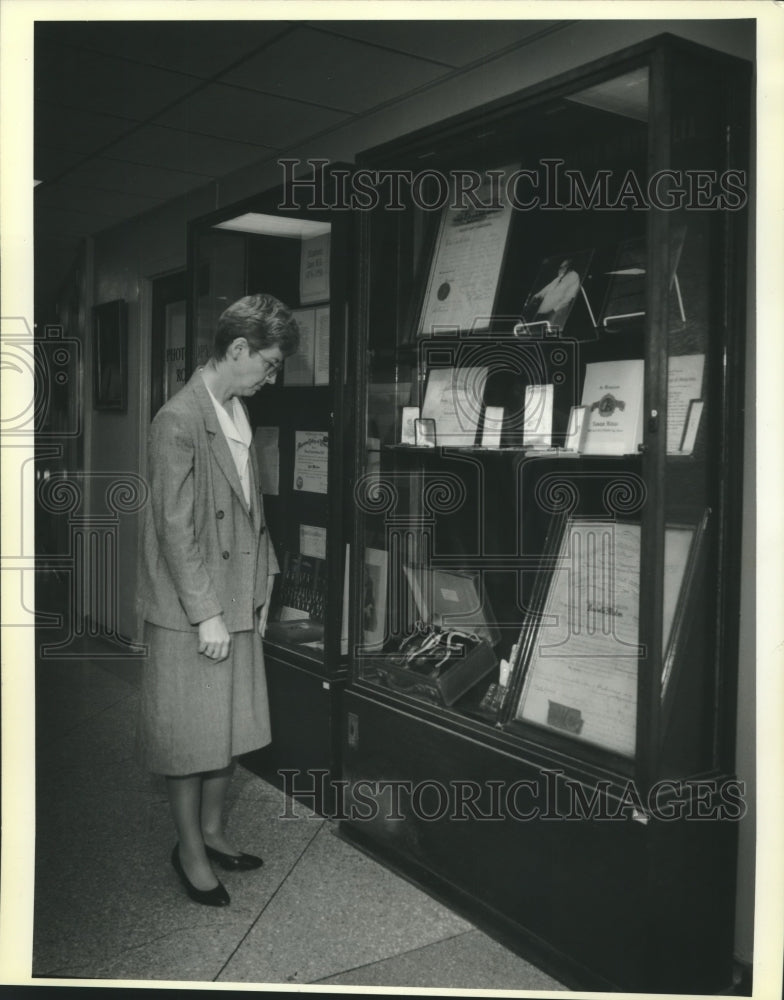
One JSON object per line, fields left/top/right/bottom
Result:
{"left": 350, "top": 47, "right": 747, "bottom": 787}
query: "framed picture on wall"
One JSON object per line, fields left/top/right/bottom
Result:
{"left": 93, "top": 299, "right": 128, "bottom": 412}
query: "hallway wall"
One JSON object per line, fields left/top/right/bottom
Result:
{"left": 79, "top": 17, "right": 756, "bottom": 964}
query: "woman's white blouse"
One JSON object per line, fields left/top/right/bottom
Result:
{"left": 204, "top": 387, "right": 253, "bottom": 511}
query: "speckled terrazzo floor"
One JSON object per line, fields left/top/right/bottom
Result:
{"left": 33, "top": 638, "right": 565, "bottom": 991}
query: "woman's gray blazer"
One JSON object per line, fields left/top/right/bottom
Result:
{"left": 138, "top": 369, "right": 279, "bottom": 633}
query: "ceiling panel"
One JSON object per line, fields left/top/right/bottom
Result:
{"left": 36, "top": 20, "right": 293, "bottom": 79}
{"left": 323, "top": 20, "right": 561, "bottom": 67}
{"left": 154, "top": 83, "right": 349, "bottom": 148}
{"left": 35, "top": 146, "right": 93, "bottom": 182}
{"left": 34, "top": 102, "right": 139, "bottom": 156}
{"left": 220, "top": 26, "right": 450, "bottom": 113}
{"left": 103, "top": 125, "right": 273, "bottom": 178}
{"left": 35, "top": 181, "right": 161, "bottom": 220}
{"left": 60, "top": 156, "right": 209, "bottom": 201}
{"left": 35, "top": 42, "right": 202, "bottom": 121}
{"left": 34, "top": 204, "right": 126, "bottom": 239}
{"left": 31, "top": 18, "right": 574, "bottom": 313}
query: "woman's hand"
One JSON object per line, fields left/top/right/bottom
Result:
{"left": 198, "top": 614, "right": 231, "bottom": 661}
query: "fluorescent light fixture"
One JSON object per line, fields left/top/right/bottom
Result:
{"left": 214, "top": 213, "right": 330, "bottom": 239}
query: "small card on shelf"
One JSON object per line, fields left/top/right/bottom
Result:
{"left": 523, "top": 384, "right": 554, "bottom": 448}
{"left": 481, "top": 406, "right": 504, "bottom": 448}
{"left": 415, "top": 418, "right": 437, "bottom": 447}
{"left": 401, "top": 406, "right": 419, "bottom": 445}
{"left": 563, "top": 405, "right": 588, "bottom": 453}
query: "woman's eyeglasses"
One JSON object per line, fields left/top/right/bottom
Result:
{"left": 261, "top": 357, "right": 283, "bottom": 377}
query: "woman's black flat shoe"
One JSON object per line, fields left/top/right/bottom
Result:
{"left": 171, "top": 845, "right": 230, "bottom": 906}
{"left": 205, "top": 844, "right": 264, "bottom": 871}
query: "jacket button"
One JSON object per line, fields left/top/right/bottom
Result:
{"left": 216, "top": 510, "right": 224, "bottom": 519}
{"left": 222, "top": 551, "right": 230, "bottom": 560}
{"left": 259, "top": 526, "right": 266, "bottom": 535}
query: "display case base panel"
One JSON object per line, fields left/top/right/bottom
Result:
{"left": 240, "top": 655, "right": 344, "bottom": 818}
{"left": 339, "top": 690, "right": 738, "bottom": 994}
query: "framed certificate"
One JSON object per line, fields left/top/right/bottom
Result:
{"left": 512, "top": 517, "right": 642, "bottom": 757}
{"left": 417, "top": 166, "right": 516, "bottom": 336}
{"left": 509, "top": 513, "right": 707, "bottom": 754}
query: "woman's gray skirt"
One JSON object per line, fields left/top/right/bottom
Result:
{"left": 137, "top": 622, "right": 271, "bottom": 776}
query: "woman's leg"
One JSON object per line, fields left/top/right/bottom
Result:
{"left": 200, "top": 761, "right": 238, "bottom": 854}
{"left": 166, "top": 774, "right": 218, "bottom": 890}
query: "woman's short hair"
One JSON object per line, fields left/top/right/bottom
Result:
{"left": 213, "top": 293, "right": 300, "bottom": 360}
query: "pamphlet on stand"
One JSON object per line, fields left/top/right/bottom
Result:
{"left": 581, "top": 360, "right": 645, "bottom": 455}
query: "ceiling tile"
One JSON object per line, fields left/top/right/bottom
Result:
{"left": 35, "top": 42, "right": 201, "bottom": 121}
{"left": 34, "top": 205, "right": 124, "bottom": 240}
{"left": 220, "top": 26, "right": 450, "bottom": 113}
{"left": 37, "top": 20, "right": 293, "bottom": 80}
{"left": 57, "top": 157, "right": 209, "bottom": 201}
{"left": 103, "top": 124, "right": 272, "bottom": 178}
{"left": 322, "top": 20, "right": 561, "bottom": 68}
{"left": 35, "top": 181, "right": 161, "bottom": 219}
{"left": 35, "top": 102, "right": 139, "bottom": 154}
{"left": 154, "top": 83, "right": 349, "bottom": 148}
{"left": 35, "top": 146, "right": 92, "bottom": 182}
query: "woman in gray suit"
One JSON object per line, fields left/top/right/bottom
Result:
{"left": 137, "top": 294, "right": 299, "bottom": 906}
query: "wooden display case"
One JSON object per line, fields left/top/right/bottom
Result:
{"left": 187, "top": 173, "right": 354, "bottom": 814}
{"left": 342, "top": 35, "right": 750, "bottom": 992}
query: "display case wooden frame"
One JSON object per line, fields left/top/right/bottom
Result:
{"left": 342, "top": 34, "right": 750, "bottom": 993}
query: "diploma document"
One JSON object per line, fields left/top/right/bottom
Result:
{"left": 515, "top": 519, "right": 642, "bottom": 756}
{"left": 293, "top": 431, "right": 329, "bottom": 494}
{"left": 418, "top": 167, "right": 516, "bottom": 335}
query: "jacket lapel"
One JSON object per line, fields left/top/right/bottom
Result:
{"left": 188, "top": 370, "right": 249, "bottom": 514}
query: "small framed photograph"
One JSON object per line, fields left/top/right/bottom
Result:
{"left": 519, "top": 249, "right": 594, "bottom": 335}
{"left": 415, "top": 418, "right": 437, "bottom": 447}
{"left": 93, "top": 299, "right": 128, "bottom": 412}
{"left": 401, "top": 406, "right": 420, "bottom": 445}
